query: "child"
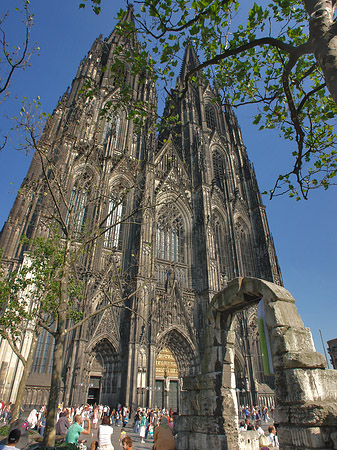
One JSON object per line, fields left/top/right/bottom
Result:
{"left": 122, "top": 436, "right": 132, "bottom": 450}
{"left": 119, "top": 428, "right": 127, "bottom": 446}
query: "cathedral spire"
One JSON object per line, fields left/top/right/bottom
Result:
{"left": 105, "top": 4, "right": 137, "bottom": 46}
{"left": 179, "top": 42, "right": 201, "bottom": 82}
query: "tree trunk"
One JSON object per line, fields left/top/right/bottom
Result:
{"left": 304, "top": 0, "right": 337, "bottom": 105}
{"left": 42, "top": 259, "right": 69, "bottom": 447}
{"left": 10, "top": 331, "right": 39, "bottom": 424}
{"left": 42, "top": 330, "right": 65, "bottom": 446}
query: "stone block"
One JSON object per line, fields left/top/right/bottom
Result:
{"left": 282, "top": 351, "right": 327, "bottom": 370}
{"left": 175, "top": 433, "right": 189, "bottom": 450}
{"left": 242, "top": 277, "right": 295, "bottom": 303}
{"left": 175, "top": 414, "right": 227, "bottom": 434}
{"left": 265, "top": 301, "right": 304, "bottom": 328}
{"left": 278, "top": 426, "right": 327, "bottom": 448}
{"left": 238, "top": 430, "right": 260, "bottom": 450}
{"left": 275, "top": 368, "right": 337, "bottom": 405}
{"left": 273, "top": 350, "right": 326, "bottom": 370}
{"left": 270, "top": 326, "right": 316, "bottom": 356}
{"left": 181, "top": 389, "right": 220, "bottom": 416}
{"left": 182, "top": 371, "right": 221, "bottom": 391}
{"left": 275, "top": 403, "right": 337, "bottom": 427}
{"left": 187, "top": 432, "right": 229, "bottom": 450}
{"left": 212, "top": 278, "right": 243, "bottom": 306}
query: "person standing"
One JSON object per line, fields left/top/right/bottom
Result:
{"left": 133, "top": 409, "right": 140, "bottom": 433}
{"left": 153, "top": 417, "right": 175, "bottom": 450}
{"left": 139, "top": 414, "right": 147, "bottom": 444}
{"left": 65, "top": 415, "right": 91, "bottom": 444}
{"left": 267, "top": 425, "right": 279, "bottom": 448}
{"left": 27, "top": 409, "right": 38, "bottom": 430}
{"left": 93, "top": 407, "right": 99, "bottom": 429}
{"left": 98, "top": 415, "right": 114, "bottom": 450}
{"left": 56, "top": 410, "right": 71, "bottom": 437}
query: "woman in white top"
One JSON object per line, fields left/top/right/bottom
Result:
{"left": 27, "top": 409, "right": 38, "bottom": 429}
{"left": 98, "top": 415, "right": 114, "bottom": 450}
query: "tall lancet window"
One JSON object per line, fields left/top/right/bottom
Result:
{"left": 113, "top": 117, "right": 121, "bottom": 148}
{"left": 214, "top": 216, "right": 225, "bottom": 273}
{"left": 205, "top": 104, "right": 217, "bottom": 130}
{"left": 101, "top": 115, "right": 121, "bottom": 150}
{"left": 235, "top": 218, "right": 255, "bottom": 277}
{"left": 213, "top": 149, "right": 226, "bottom": 191}
{"left": 67, "top": 174, "right": 91, "bottom": 237}
{"left": 101, "top": 117, "right": 113, "bottom": 144}
{"left": 32, "top": 328, "right": 54, "bottom": 374}
{"left": 104, "top": 194, "right": 126, "bottom": 250}
{"left": 213, "top": 213, "right": 234, "bottom": 279}
{"left": 156, "top": 208, "right": 185, "bottom": 263}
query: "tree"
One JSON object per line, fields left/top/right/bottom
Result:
{"left": 84, "top": 0, "right": 337, "bottom": 200}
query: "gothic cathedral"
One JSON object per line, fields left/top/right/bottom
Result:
{"left": 0, "top": 8, "right": 281, "bottom": 411}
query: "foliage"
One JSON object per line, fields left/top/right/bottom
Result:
{"left": 82, "top": 0, "right": 337, "bottom": 200}
{"left": 39, "top": 444, "right": 78, "bottom": 450}
{"left": 0, "top": 425, "right": 10, "bottom": 436}
{"left": 0, "top": 233, "right": 85, "bottom": 353}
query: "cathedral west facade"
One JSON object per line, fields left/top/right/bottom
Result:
{"left": 0, "top": 8, "right": 281, "bottom": 411}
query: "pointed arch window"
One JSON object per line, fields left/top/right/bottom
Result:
{"left": 67, "top": 174, "right": 92, "bottom": 237}
{"left": 101, "top": 117, "right": 113, "bottom": 144}
{"left": 213, "top": 150, "right": 226, "bottom": 190}
{"left": 214, "top": 217, "right": 225, "bottom": 273}
{"left": 156, "top": 209, "right": 185, "bottom": 263}
{"left": 104, "top": 195, "right": 126, "bottom": 250}
{"left": 68, "top": 188, "right": 88, "bottom": 235}
{"left": 101, "top": 115, "right": 121, "bottom": 149}
{"left": 114, "top": 117, "right": 121, "bottom": 148}
{"left": 32, "top": 328, "right": 55, "bottom": 374}
{"left": 213, "top": 213, "right": 234, "bottom": 279}
{"left": 205, "top": 104, "right": 217, "bottom": 130}
{"left": 235, "top": 218, "right": 255, "bottom": 277}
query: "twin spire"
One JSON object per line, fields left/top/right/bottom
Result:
{"left": 105, "top": 4, "right": 136, "bottom": 45}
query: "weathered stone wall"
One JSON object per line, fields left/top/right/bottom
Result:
{"left": 176, "top": 277, "right": 337, "bottom": 450}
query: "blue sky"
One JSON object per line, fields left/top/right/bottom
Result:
{"left": 0, "top": 0, "right": 336, "bottom": 363}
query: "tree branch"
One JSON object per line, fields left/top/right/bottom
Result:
{"left": 179, "top": 38, "right": 311, "bottom": 101}
{"left": 0, "top": 4, "right": 33, "bottom": 95}
{"left": 0, "top": 329, "right": 27, "bottom": 366}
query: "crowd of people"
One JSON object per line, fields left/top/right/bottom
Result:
{"left": 238, "top": 404, "right": 279, "bottom": 449}
{"left": 0, "top": 402, "right": 178, "bottom": 450}
{"left": 0, "top": 403, "right": 15, "bottom": 424}
{"left": 239, "top": 404, "right": 274, "bottom": 422}
{"left": 0, "top": 400, "right": 280, "bottom": 450}
{"left": 58, "top": 403, "right": 177, "bottom": 450}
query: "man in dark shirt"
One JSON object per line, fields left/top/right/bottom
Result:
{"left": 56, "top": 410, "right": 71, "bottom": 436}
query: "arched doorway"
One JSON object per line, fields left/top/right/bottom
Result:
{"left": 155, "top": 347, "right": 179, "bottom": 410}
{"left": 154, "top": 328, "right": 197, "bottom": 412}
{"left": 87, "top": 337, "right": 120, "bottom": 406}
{"left": 88, "top": 352, "right": 104, "bottom": 405}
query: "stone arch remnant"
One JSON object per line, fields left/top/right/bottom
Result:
{"left": 176, "top": 277, "right": 337, "bottom": 450}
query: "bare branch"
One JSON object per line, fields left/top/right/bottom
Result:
{"left": 0, "top": 3, "right": 34, "bottom": 96}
